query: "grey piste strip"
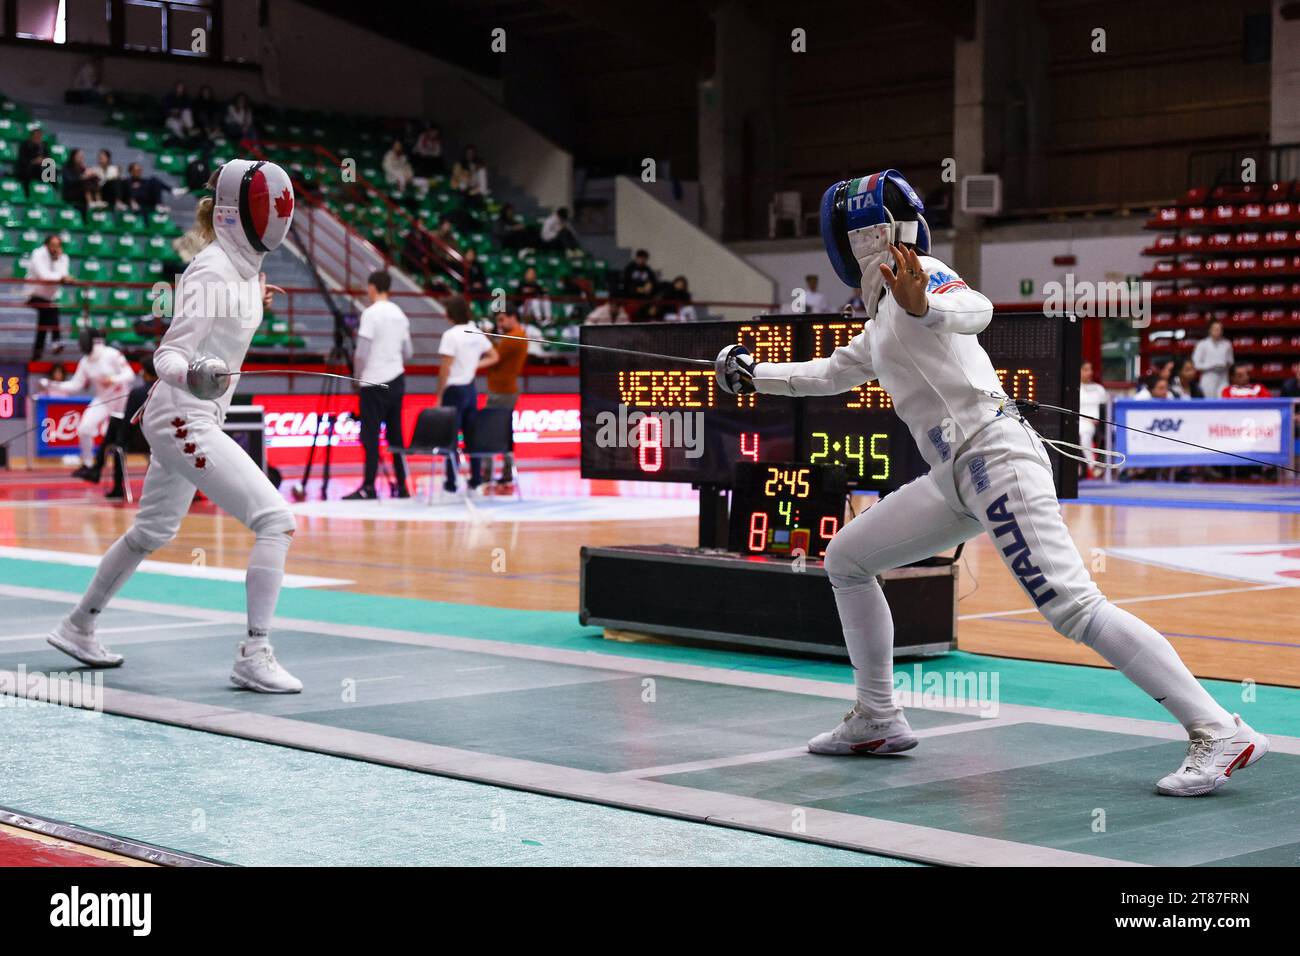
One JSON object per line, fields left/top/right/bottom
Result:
{"left": 0, "top": 806, "right": 227, "bottom": 867}
{"left": 0, "top": 670, "right": 1135, "bottom": 867}
{"left": 5, "top": 583, "right": 1298, "bottom": 754}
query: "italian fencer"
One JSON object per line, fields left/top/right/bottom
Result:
{"left": 41, "top": 327, "right": 136, "bottom": 481}
{"left": 715, "top": 170, "right": 1267, "bottom": 796}
{"left": 47, "top": 159, "right": 303, "bottom": 693}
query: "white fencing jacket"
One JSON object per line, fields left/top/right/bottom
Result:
{"left": 753, "top": 255, "right": 1009, "bottom": 509}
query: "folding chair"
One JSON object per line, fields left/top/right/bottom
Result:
{"left": 464, "top": 406, "right": 519, "bottom": 500}
{"left": 389, "top": 406, "right": 458, "bottom": 504}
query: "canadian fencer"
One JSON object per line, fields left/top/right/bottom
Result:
{"left": 48, "top": 159, "right": 304, "bottom": 693}
{"left": 715, "top": 169, "right": 1267, "bottom": 796}
{"left": 41, "top": 327, "right": 136, "bottom": 478}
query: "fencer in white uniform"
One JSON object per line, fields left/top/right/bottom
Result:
{"left": 716, "top": 170, "right": 1267, "bottom": 796}
{"left": 41, "top": 328, "right": 135, "bottom": 475}
{"left": 48, "top": 159, "right": 304, "bottom": 694}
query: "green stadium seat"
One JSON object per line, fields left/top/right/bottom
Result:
{"left": 107, "top": 287, "right": 146, "bottom": 312}
{"left": 128, "top": 130, "right": 161, "bottom": 153}
{"left": 117, "top": 211, "right": 148, "bottom": 234}
{"left": 27, "top": 182, "right": 58, "bottom": 206}
{"left": 156, "top": 152, "right": 185, "bottom": 175}
{"left": 84, "top": 208, "right": 117, "bottom": 233}
{"left": 80, "top": 286, "right": 111, "bottom": 313}
{"left": 59, "top": 233, "right": 85, "bottom": 257}
{"left": 17, "top": 228, "right": 43, "bottom": 253}
{"left": 21, "top": 206, "right": 55, "bottom": 230}
{"left": 54, "top": 207, "right": 83, "bottom": 231}
{"left": 0, "top": 227, "right": 18, "bottom": 255}
{"left": 144, "top": 234, "right": 173, "bottom": 258}
{"left": 148, "top": 211, "right": 179, "bottom": 235}
{"left": 77, "top": 258, "right": 106, "bottom": 282}
{"left": 113, "top": 234, "right": 141, "bottom": 259}
{"left": 82, "top": 232, "right": 108, "bottom": 257}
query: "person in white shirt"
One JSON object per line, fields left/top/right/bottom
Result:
{"left": 383, "top": 140, "right": 414, "bottom": 193}
{"left": 47, "top": 159, "right": 303, "bottom": 695}
{"left": 801, "top": 274, "right": 829, "bottom": 313}
{"left": 716, "top": 168, "right": 1265, "bottom": 797}
{"left": 1077, "top": 360, "right": 1108, "bottom": 478}
{"left": 540, "top": 207, "right": 579, "bottom": 251}
{"left": 1192, "top": 320, "right": 1233, "bottom": 401}
{"left": 345, "top": 270, "right": 413, "bottom": 500}
{"left": 41, "top": 328, "right": 135, "bottom": 477}
{"left": 27, "top": 235, "right": 78, "bottom": 360}
{"left": 436, "top": 295, "right": 498, "bottom": 492}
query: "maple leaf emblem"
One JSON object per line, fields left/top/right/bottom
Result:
{"left": 274, "top": 187, "right": 293, "bottom": 220}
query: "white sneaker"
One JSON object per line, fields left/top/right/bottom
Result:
{"left": 808, "top": 705, "right": 918, "bottom": 755}
{"left": 230, "top": 642, "right": 303, "bottom": 694}
{"left": 1156, "top": 715, "right": 1268, "bottom": 797}
{"left": 47, "top": 618, "right": 124, "bottom": 668}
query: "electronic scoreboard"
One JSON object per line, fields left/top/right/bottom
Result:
{"left": 579, "top": 310, "right": 1080, "bottom": 498}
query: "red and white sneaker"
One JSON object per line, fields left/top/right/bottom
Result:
{"left": 1155, "top": 715, "right": 1268, "bottom": 797}
{"left": 808, "top": 705, "right": 918, "bottom": 755}
{"left": 47, "top": 618, "right": 124, "bottom": 668}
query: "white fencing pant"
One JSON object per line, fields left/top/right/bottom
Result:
{"left": 69, "top": 402, "right": 295, "bottom": 645}
{"left": 1078, "top": 418, "right": 1097, "bottom": 473}
{"left": 824, "top": 416, "right": 1234, "bottom": 735}
{"left": 77, "top": 400, "right": 115, "bottom": 466}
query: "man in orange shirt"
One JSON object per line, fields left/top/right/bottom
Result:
{"left": 485, "top": 301, "right": 530, "bottom": 492}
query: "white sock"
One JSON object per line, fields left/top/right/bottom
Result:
{"left": 1084, "top": 603, "right": 1235, "bottom": 736}
{"left": 69, "top": 534, "right": 150, "bottom": 631}
{"left": 831, "top": 577, "right": 899, "bottom": 718}
{"left": 244, "top": 530, "right": 290, "bottom": 654}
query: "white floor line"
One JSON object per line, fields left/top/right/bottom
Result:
{"left": 612, "top": 719, "right": 1023, "bottom": 780}
{"left": 0, "top": 619, "right": 224, "bottom": 643}
{"left": 959, "top": 582, "right": 1290, "bottom": 621}
{"left": 0, "top": 546, "right": 351, "bottom": 588}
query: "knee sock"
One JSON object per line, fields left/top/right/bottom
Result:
{"left": 831, "top": 576, "right": 899, "bottom": 718}
{"left": 1084, "top": 603, "right": 1235, "bottom": 736}
{"left": 69, "top": 534, "right": 151, "bottom": 631}
{"left": 245, "top": 530, "right": 291, "bottom": 652}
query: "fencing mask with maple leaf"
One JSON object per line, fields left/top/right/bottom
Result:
{"left": 210, "top": 159, "right": 295, "bottom": 278}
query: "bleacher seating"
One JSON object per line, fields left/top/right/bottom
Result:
{"left": 104, "top": 96, "right": 613, "bottom": 354}
{"left": 1, "top": 90, "right": 302, "bottom": 354}
{"left": 1141, "top": 180, "right": 1300, "bottom": 386}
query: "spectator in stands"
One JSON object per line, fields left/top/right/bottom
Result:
{"left": 123, "top": 162, "right": 167, "bottom": 213}
{"left": 224, "top": 93, "right": 256, "bottom": 142}
{"left": 802, "top": 274, "right": 829, "bottom": 313}
{"left": 494, "top": 203, "right": 530, "bottom": 250}
{"left": 1078, "top": 360, "right": 1108, "bottom": 478}
{"left": 518, "top": 265, "right": 551, "bottom": 322}
{"left": 842, "top": 291, "right": 866, "bottom": 316}
{"left": 15, "top": 127, "right": 48, "bottom": 194}
{"left": 162, "top": 82, "right": 198, "bottom": 145}
{"left": 411, "top": 123, "right": 444, "bottom": 178}
{"left": 451, "top": 146, "right": 489, "bottom": 200}
{"left": 1169, "top": 357, "right": 1203, "bottom": 399}
{"left": 192, "top": 85, "right": 223, "bottom": 141}
{"left": 61, "top": 148, "right": 93, "bottom": 213}
{"left": 1221, "top": 362, "right": 1272, "bottom": 398}
{"left": 161, "top": 80, "right": 190, "bottom": 118}
{"left": 68, "top": 56, "right": 110, "bottom": 106}
{"left": 1281, "top": 359, "right": 1300, "bottom": 398}
{"left": 663, "top": 275, "right": 696, "bottom": 322}
{"left": 1148, "top": 378, "right": 1172, "bottom": 399}
{"left": 85, "top": 149, "right": 120, "bottom": 209}
{"left": 26, "top": 234, "right": 77, "bottom": 360}
{"left": 433, "top": 216, "right": 458, "bottom": 252}
{"left": 584, "top": 299, "right": 632, "bottom": 324}
{"left": 1192, "top": 319, "right": 1233, "bottom": 401}
{"left": 48, "top": 362, "right": 68, "bottom": 383}
{"left": 485, "top": 301, "right": 530, "bottom": 492}
{"left": 436, "top": 294, "right": 498, "bottom": 493}
{"left": 540, "top": 207, "right": 579, "bottom": 252}
{"left": 621, "top": 249, "right": 658, "bottom": 321}
{"left": 462, "top": 247, "right": 488, "bottom": 299}
{"left": 383, "top": 140, "right": 414, "bottom": 193}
